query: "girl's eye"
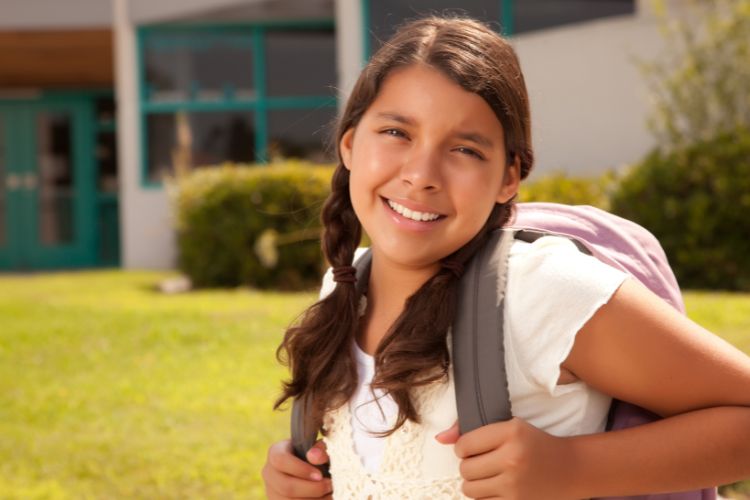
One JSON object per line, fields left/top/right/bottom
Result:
{"left": 455, "top": 147, "right": 485, "bottom": 160}
{"left": 381, "top": 128, "right": 407, "bottom": 139}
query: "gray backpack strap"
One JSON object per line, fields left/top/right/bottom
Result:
{"left": 290, "top": 393, "right": 321, "bottom": 468}
{"left": 452, "top": 229, "right": 516, "bottom": 435}
{"left": 290, "top": 249, "right": 372, "bottom": 476}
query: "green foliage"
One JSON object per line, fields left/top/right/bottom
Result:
{"left": 519, "top": 171, "right": 616, "bottom": 209}
{"left": 610, "top": 127, "right": 750, "bottom": 290}
{"left": 169, "top": 162, "right": 334, "bottom": 290}
{"left": 640, "top": 0, "right": 750, "bottom": 150}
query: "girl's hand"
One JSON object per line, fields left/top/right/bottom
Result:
{"left": 436, "top": 418, "right": 576, "bottom": 500}
{"left": 262, "top": 439, "right": 333, "bottom": 499}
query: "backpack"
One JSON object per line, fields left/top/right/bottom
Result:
{"left": 291, "top": 202, "right": 717, "bottom": 499}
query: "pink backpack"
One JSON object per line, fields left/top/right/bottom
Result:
{"left": 511, "top": 202, "right": 685, "bottom": 314}
{"left": 499, "top": 203, "right": 713, "bottom": 499}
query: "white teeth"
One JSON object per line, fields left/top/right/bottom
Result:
{"left": 387, "top": 200, "right": 440, "bottom": 222}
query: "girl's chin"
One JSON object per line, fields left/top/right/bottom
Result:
{"left": 370, "top": 242, "right": 451, "bottom": 271}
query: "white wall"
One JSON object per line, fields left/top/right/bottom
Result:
{"left": 0, "top": 0, "right": 111, "bottom": 28}
{"left": 114, "top": 0, "right": 176, "bottom": 269}
{"left": 128, "top": 0, "right": 333, "bottom": 24}
{"left": 512, "top": 13, "right": 664, "bottom": 176}
{"left": 129, "top": 0, "right": 255, "bottom": 24}
{"left": 335, "top": 0, "right": 364, "bottom": 107}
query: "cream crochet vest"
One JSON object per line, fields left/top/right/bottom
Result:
{"left": 322, "top": 371, "right": 468, "bottom": 499}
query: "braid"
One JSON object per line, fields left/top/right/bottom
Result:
{"left": 369, "top": 203, "right": 508, "bottom": 434}
{"left": 274, "top": 164, "right": 363, "bottom": 432}
{"left": 322, "top": 166, "right": 361, "bottom": 268}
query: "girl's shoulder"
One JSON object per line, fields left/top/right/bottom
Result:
{"left": 504, "top": 233, "right": 628, "bottom": 394}
{"left": 507, "top": 232, "right": 626, "bottom": 284}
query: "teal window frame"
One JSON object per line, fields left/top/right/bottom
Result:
{"left": 137, "top": 20, "right": 337, "bottom": 189}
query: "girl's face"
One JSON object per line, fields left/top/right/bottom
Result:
{"left": 340, "top": 63, "right": 519, "bottom": 273}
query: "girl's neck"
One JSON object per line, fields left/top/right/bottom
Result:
{"left": 358, "top": 252, "right": 440, "bottom": 354}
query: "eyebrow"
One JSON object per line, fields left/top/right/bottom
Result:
{"left": 454, "top": 131, "right": 495, "bottom": 149}
{"left": 374, "top": 111, "right": 496, "bottom": 149}
{"left": 375, "top": 112, "right": 416, "bottom": 126}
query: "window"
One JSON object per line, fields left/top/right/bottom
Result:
{"left": 95, "top": 96, "right": 118, "bottom": 193}
{"left": 144, "top": 31, "right": 255, "bottom": 103}
{"left": 366, "top": 0, "right": 503, "bottom": 55}
{"left": 36, "top": 112, "right": 74, "bottom": 245}
{"left": 139, "top": 23, "right": 337, "bottom": 186}
{"left": 514, "top": 0, "right": 635, "bottom": 34}
{"left": 265, "top": 29, "right": 336, "bottom": 98}
{"left": 267, "top": 107, "right": 338, "bottom": 163}
{"left": 146, "top": 111, "right": 256, "bottom": 181}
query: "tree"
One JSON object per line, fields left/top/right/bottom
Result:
{"left": 639, "top": 0, "right": 750, "bottom": 150}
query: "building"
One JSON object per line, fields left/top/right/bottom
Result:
{"left": 0, "top": 0, "right": 669, "bottom": 271}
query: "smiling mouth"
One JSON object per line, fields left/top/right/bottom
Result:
{"left": 384, "top": 198, "right": 444, "bottom": 222}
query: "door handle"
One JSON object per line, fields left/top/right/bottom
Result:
{"left": 3, "top": 173, "right": 38, "bottom": 191}
{"left": 23, "top": 173, "right": 38, "bottom": 190}
{"left": 5, "top": 173, "right": 21, "bottom": 191}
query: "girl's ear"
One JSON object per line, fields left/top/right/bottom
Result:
{"left": 496, "top": 154, "right": 521, "bottom": 204}
{"left": 339, "top": 128, "right": 355, "bottom": 171}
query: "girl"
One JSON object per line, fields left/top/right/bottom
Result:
{"left": 262, "top": 16, "right": 750, "bottom": 499}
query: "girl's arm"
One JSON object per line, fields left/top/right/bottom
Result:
{"left": 564, "top": 405, "right": 750, "bottom": 498}
{"left": 566, "top": 278, "right": 750, "bottom": 417}
{"left": 441, "top": 278, "right": 750, "bottom": 499}
{"left": 556, "top": 277, "right": 750, "bottom": 497}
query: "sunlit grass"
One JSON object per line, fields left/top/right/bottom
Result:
{"left": 0, "top": 272, "right": 748, "bottom": 498}
{"left": 0, "top": 271, "right": 315, "bottom": 499}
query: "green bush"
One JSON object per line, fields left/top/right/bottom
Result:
{"left": 170, "top": 162, "right": 334, "bottom": 290}
{"left": 519, "top": 171, "right": 615, "bottom": 209}
{"left": 610, "top": 128, "right": 750, "bottom": 290}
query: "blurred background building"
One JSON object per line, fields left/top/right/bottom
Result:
{"left": 0, "top": 0, "right": 672, "bottom": 270}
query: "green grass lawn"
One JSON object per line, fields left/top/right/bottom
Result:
{"left": 0, "top": 271, "right": 748, "bottom": 499}
{"left": 0, "top": 271, "right": 316, "bottom": 499}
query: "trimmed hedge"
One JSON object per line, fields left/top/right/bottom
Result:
{"left": 519, "top": 171, "right": 615, "bottom": 209}
{"left": 610, "top": 128, "right": 750, "bottom": 290}
{"left": 170, "top": 163, "right": 334, "bottom": 290}
{"left": 171, "top": 135, "right": 750, "bottom": 292}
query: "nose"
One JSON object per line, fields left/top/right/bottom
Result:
{"left": 400, "top": 146, "right": 442, "bottom": 192}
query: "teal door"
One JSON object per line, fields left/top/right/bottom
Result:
{"left": 0, "top": 99, "right": 95, "bottom": 270}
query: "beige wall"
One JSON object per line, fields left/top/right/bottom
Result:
{"left": 129, "top": 0, "right": 332, "bottom": 24}
{"left": 0, "top": 0, "right": 111, "bottom": 28}
{"left": 114, "top": 0, "right": 176, "bottom": 269}
{"left": 129, "top": 0, "right": 257, "bottom": 24}
{"left": 512, "top": 12, "right": 663, "bottom": 176}
{"left": 335, "top": 0, "right": 364, "bottom": 107}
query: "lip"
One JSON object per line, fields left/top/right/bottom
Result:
{"left": 380, "top": 196, "right": 446, "bottom": 231}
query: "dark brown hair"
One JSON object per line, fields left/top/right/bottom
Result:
{"left": 275, "top": 16, "right": 534, "bottom": 435}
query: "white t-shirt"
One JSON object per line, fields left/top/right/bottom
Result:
{"left": 319, "top": 235, "right": 628, "bottom": 476}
